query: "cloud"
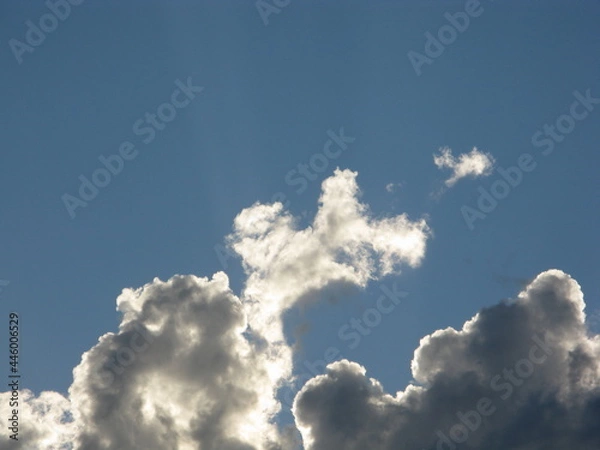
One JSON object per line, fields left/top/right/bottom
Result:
{"left": 434, "top": 147, "right": 495, "bottom": 187}
{"left": 229, "top": 168, "right": 430, "bottom": 344}
{"left": 0, "top": 168, "right": 431, "bottom": 450}
{"left": 293, "top": 269, "right": 600, "bottom": 450}
{"left": 69, "top": 272, "right": 290, "bottom": 450}
{"left": 2, "top": 167, "right": 599, "bottom": 450}
{"left": 0, "top": 389, "right": 76, "bottom": 449}
{"left": 385, "top": 183, "right": 401, "bottom": 193}
{"left": 2, "top": 165, "right": 599, "bottom": 450}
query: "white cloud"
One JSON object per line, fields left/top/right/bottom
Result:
{"left": 230, "top": 168, "right": 430, "bottom": 344}
{"left": 0, "top": 389, "right": 76, "bottom": 449}
{"left": 69, "top": 272, "right": 288, "bottom": 450}
{"left": 434, "top": 146, "right": 495, "bottom": 187}
{"left": 0, "top": 168, "right": 430, "bottom": 450}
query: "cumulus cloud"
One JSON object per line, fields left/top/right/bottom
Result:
{"left": 434, "top": 147, "right": 495, "bottom": 187}
{"left": 293, "top": 269, "right": 600, "bottom": 450}
{"left": 4, "top": 166, "right": 598, "bottom": 450}
{"left": 0, "top": 168, "right": 430, "bottom": 450}
{"left": 229, "top": 168, "right": 430, "bottom": 344}
{"left": 69, "top": 272, "right": 290, "bottom": 450}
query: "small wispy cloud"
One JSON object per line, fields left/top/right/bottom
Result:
{"left": 385, "top": 182, "right": 402, "bottom": 193}
{"left": 433, "top": 146, "right": 495, "bottom": 187}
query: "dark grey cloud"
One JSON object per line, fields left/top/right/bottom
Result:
{"left": 293, "top": 270, "right": 600, "bottom": 450}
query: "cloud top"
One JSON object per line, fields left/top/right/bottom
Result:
{"left": 230, "top": 168, "right": 430, "bottom": 343}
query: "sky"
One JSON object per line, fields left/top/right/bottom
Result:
{"left": 0, "top": 0, "right": 599, "bottom": 449}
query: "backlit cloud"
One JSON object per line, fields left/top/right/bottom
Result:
{"left": 2, "top": 169, "right": 597, "bottom": 450}
{"left": 0, "top": 169, "right": 431, "bottom": 450}
{"left": 293, "top": 270, "right": 600, "bottom": 449}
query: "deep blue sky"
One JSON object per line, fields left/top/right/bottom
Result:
{"left": 1, "top": 0, "right": 599, "bottom": 410}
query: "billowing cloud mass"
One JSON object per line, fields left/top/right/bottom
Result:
{"left": 2, "top": 169, "right": 599, "bottom": 449}
{"left": 69, "top": 272, "right": 287, "bottom": 450}
{"left": 294, "top": 269, "right": 600, "bottom": 449}
{"left": 434, "top": 147, "right": 495, "bottom": 187}
{"left": 0, "top": 169, "right": 431, "bottom": 449}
